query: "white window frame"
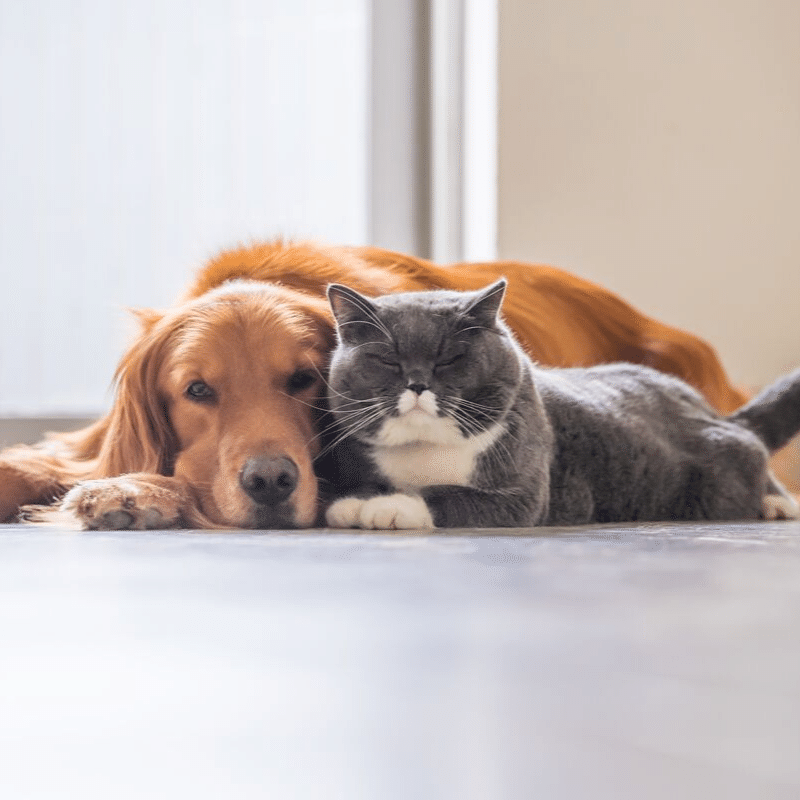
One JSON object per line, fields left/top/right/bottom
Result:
{"left": 371, "top": 0, "right": 497, "bottom": 263}
{"left": 1, "top": 0, "right": 498, "bottom": 441}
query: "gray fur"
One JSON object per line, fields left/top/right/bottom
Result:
{"left": 324, "top": 281, "right": 800, "bottom": 528}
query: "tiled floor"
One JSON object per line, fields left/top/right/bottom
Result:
{"left": 1, "top": 520, "right": 799, "bottom": 800}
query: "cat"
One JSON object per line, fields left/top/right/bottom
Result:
{"left": 321, "top": 279, "right": 800, "bottom": 529}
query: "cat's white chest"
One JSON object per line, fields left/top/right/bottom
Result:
{"left": 371, "top": 390, "right": 502, "bottom": 490}
{"left": 372, "top": 436, "right": 492, "bottom": 489}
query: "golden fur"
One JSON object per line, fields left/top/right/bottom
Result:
{"left": 0, "top": 241, "right": 753, "bottom": 529}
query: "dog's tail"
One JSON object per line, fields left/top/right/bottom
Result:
{"left": 729, "top": 367, "right": 800, "bottom": 452}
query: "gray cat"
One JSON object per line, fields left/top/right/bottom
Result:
{"left": 322, "top": 280, "right": 800, "bottom": 529}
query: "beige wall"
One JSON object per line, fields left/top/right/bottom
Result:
{"left": 498, "top": 0, "right": 800, "bottom": 386}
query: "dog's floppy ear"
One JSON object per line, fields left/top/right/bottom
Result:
{"left": 129, "top": 307, "right": 163, "bottom": 334}
{"left": 95, "top": 310, "right": 179, "bottom": 477}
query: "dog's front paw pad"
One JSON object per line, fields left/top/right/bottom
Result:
{"left": 99, "top": 510, "right": 136, "bottom": 530}
{"left": 359, "top": 494, "right": 434, "bottom": 530}
{"left": 326, "top": 497, "right": 365, "bottom": 528}
{"left": 61, "top": 479, "right": 181, "bottom": 530}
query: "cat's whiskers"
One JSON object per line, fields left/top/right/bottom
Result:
{"left": 314, "top": 413, "right": 389, "bottom": 464}
{"left": 439, "top": 400, "right": 488, "bottom": 441}
{"left": 440, "top": 397, "right": 493, "bottom": 425}
{"left": 447, "top": 409, "right": 489, "bottom": 443}
{"left": 303, "top": 395, "right": 389, "bottom": 449}
{"left": 337, "top": 318, "right": 393, "bottom": 342}
{"left": 332, "top": 391, "right": 397, "bottom": 414}
{"left": 338, "top": 294, "right": 393, "bottom": 341}
{"left": 450, "top": 396, "right": 502, "bottom": 413}
{"left": 483, "top": 436, "right": 518, "bottom": 478}
{"left": 300, "top": 359, "right": 364, "bottom": 406}
{"left": 329, "top": 396, "right": 386, "bottom": 411}
{"left": 440, "top": 398, "right": 520, "bottom": 473}
{"left": 273, "top": 357, "right": 354, "bottom": 412}
{"left": 300, "top": 357, "right": 403, "bottom": 415}
{"left": 330, "top": 404, "right": 390, "bottom": 428}
{"left": 278, "top": 391, "right": 330, "bottom": 413}
{"left": 313, "top": 400, "right": 394, "bottom": 462}
{"left": 447, "top": 395, "right": 517, "bottom": 437}
{"left": 347, "top": 338, "right": 394, "bottom": 354}
{"left": 456, "top": 325, "right": 496, "bottom": 338}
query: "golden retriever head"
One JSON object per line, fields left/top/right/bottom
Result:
{"left": 96, "top": 281, "right": 335, "bottom": 528}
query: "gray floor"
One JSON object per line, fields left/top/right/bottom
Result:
{"left": 1, "top": 520, "right": 799, "bottom": 800}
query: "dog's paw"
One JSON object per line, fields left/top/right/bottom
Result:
{"left": 60, "top": 477, "right": 185, "bottom": 530}
{"left": 762, "top": 493, "right": 800, "bottom": 521}
{"left": 327, "top": 494, "right": 434, "bottom": 530}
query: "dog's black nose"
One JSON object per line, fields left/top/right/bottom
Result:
{"left": 407, "top": 382, "right": 428, "bottom": 395}
{"left": 240, "top": 456, "right": 298, "bottom": 505}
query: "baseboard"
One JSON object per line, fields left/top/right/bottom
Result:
{"left": 1, "top": 417, "right": 797, "bottom": 493}
{"left": 0, "top": 418, "right": 97, "bottom": 449}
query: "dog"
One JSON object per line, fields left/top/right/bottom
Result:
{"left": 0, "top": 240, "right": 749, "bottom": 529}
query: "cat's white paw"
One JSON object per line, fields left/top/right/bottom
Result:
{"left": 762, "top": 493, "right": 800, "bottom": 520}
{"left": 326, "top": 494, "right": 435, "bottom": 530}
{"left": 326, "top": 497, "right": 366, "bottom": 528}
{"left": 359, "top": 494, "right": 435, "bottom": 530}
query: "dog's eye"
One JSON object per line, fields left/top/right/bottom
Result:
{"left": 287, "top": 370, "right": 317, "bottom": 393}
{"left": 185, "top": 380, "right": 215, "bottom": 401}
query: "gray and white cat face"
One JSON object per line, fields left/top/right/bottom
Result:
{"left": 326, "top": 280, "right": 520, "bottom": 446}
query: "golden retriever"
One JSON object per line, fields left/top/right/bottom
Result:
{"left": 0, "top": 241, "right": 750, "bottom": 529}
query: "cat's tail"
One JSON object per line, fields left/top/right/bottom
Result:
{"left": 729, "top": 367, "right": 800, "bottom": 452}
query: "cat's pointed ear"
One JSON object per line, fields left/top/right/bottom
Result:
{"left": 327, "top": 284, "right": 379, "bottom": 339}
{"left": 465, "top": 279, "right": 507, "bottom": 327}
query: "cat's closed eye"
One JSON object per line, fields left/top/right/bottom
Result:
{"left": 367, "top": 353, "right": 401, "bottom": 370}
{"left": 435, "top": 354, "right": 465, "bottom": 370}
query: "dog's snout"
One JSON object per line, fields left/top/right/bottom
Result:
{"left": 239, "top": 456, "right": 298, "bottom": 506}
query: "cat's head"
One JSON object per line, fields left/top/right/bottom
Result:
{"left": 325, "top": 280, "right": 523, "bottom": 446}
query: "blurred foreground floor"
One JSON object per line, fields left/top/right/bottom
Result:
{"left": 1, "top": 521, "right": 799, "bottom": 800}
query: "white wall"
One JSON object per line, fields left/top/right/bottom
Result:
{"left": 0, "top": 0, "right": 368, "bottom": 415}
{"left": 498, "top": 0, "right": 800, "bottom": 386}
